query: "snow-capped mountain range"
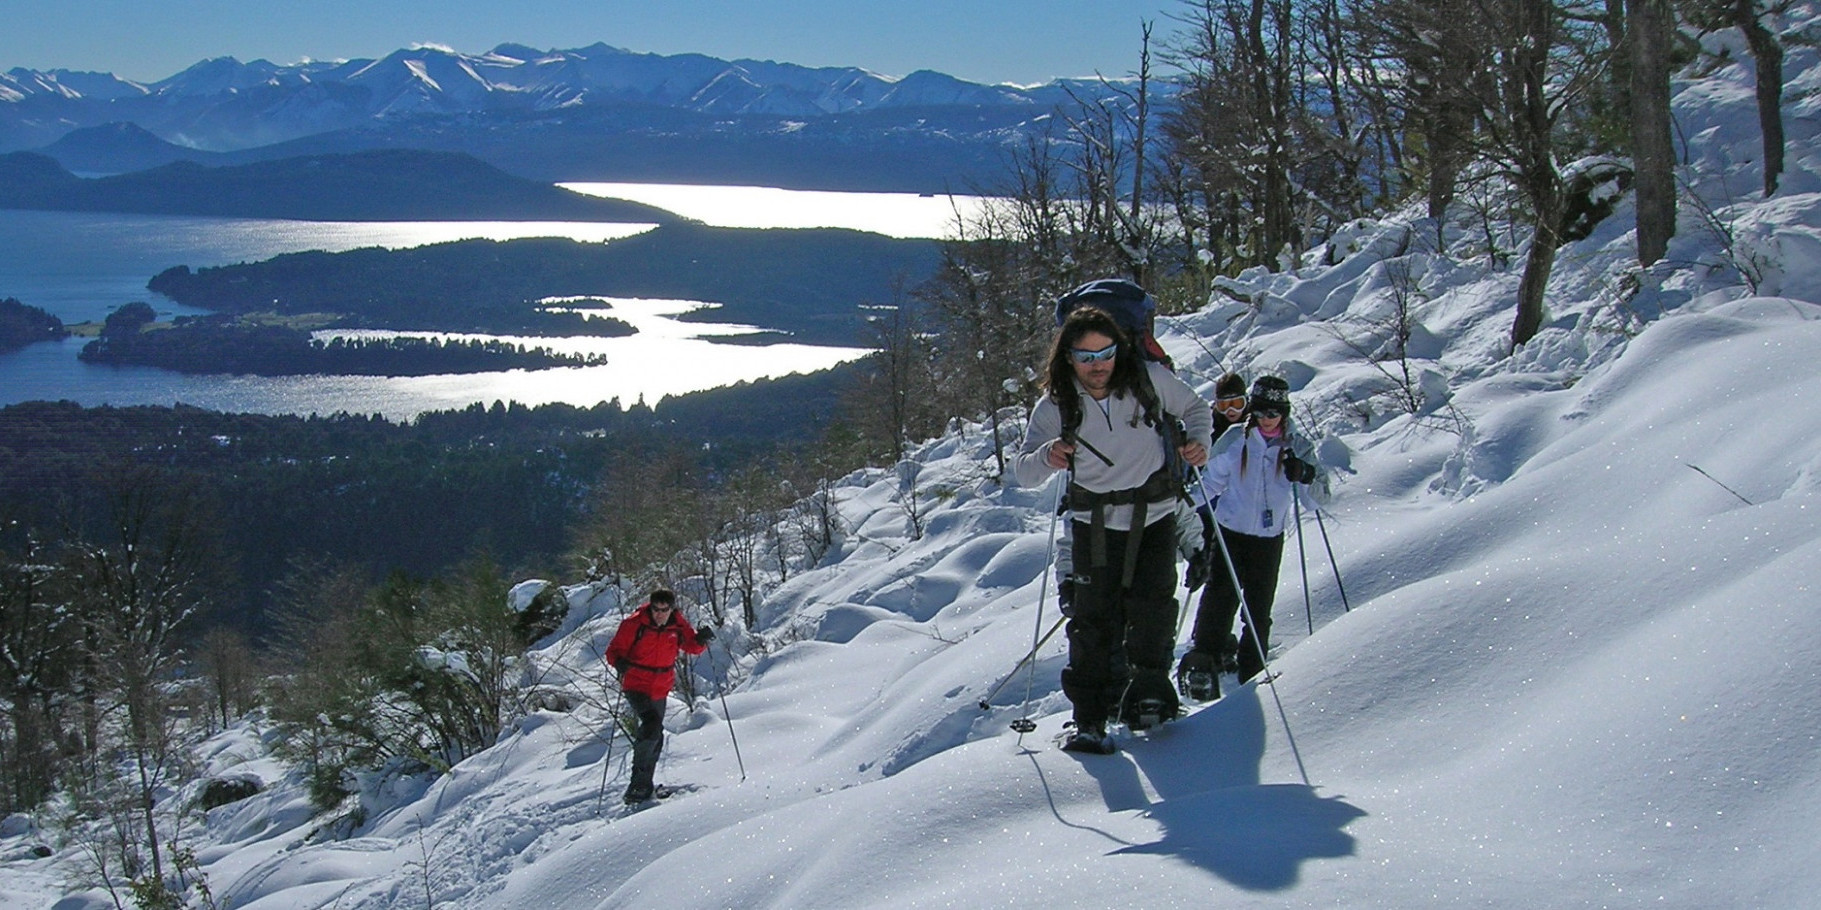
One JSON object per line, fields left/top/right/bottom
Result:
{"left": 0, "top": 43, "right": 1128, "bottom": 188}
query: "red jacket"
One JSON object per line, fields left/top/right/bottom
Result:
{"left": 605, "top": 602, "right": 707, "bottom": 699}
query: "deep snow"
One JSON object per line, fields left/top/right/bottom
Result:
{"left": 7, "top": 9, "right": 1821, "bottom": 909}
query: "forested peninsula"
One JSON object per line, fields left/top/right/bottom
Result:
{"left": 0, "top": 297, "right": 63, "bottom": 352}
{"left": 148, "top": 223, "right": 943, "bottom": 344}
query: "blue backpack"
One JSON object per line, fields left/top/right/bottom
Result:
{"left": 1053, "top": 278, "right": 1171, "bottom": 366}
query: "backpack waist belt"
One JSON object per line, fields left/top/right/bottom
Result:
{"left": 1069, "top": 466, "right": 1178, "bottom": 589}
{"left": 627, "top": 660, "right": 673, "bottom": 674}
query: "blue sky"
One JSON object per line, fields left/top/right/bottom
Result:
{"left": 0, "top": 0, "right": 1182, "bottom": 86}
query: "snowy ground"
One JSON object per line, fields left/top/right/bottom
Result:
{"left": 7, "top": 10, "right": 1821, "bottom": 909}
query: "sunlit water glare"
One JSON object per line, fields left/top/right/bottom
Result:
{"left": 561, "top": 182, "right": 988, "bottom": 238}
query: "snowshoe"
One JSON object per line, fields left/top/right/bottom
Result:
{"left": 1123, "top": 697, "right": 1173, "bottom": 731}
{"left": 1175, "top": 650, "right": 1221, "bottom": 701}
{"left": 1120, "top": 667, "right": 1182, "bottom": 731}
{"left": 623, "top": 783, "right": 679, "bottom": 807}
{"left": 1179, "top": 669, "right": 1219, "bottom": 702}
{"left": 1060, "top": 723, "right": 1117, "bottom": 755}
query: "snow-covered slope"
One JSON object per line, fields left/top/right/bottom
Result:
{"left": 9, "top": 13, "right": 1821, "bottom": 910}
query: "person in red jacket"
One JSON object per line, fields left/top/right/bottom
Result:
{"left": 605, "top": 588, "right": 712, "bottom": 804}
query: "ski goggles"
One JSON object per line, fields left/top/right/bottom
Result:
{"left": 1069, "top": 343, "right": 1118, "bottom": 364}
{"left": 1253, "top": 406, "right": 1286, "bottom": 419}
{"left": 1216, "top": 396, "right": 1247, "bottom": 411}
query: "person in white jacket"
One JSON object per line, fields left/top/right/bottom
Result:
{"left": 1014, "top": 304, "right": 1212, "bottom": 752}
{"left": 1177, "top": 375, "right": 1326, "bottom": 699}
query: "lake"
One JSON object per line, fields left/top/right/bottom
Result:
{"left": 0, "top": 186, "right": 985, "bottom": 420}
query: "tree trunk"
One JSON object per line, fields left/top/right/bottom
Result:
{"left": 1514, "top": 199, "right": 1561, "bottom": 349}
{"left": 1510, "top": 0, "right": 1560, "bottom": 350}
{"left": 1733, "top": 0, "right": 1785, "bottom": 196}
{"left": 1630, "top": 0, "right": 1677, "bottom": 265}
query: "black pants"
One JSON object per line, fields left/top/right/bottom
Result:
{"left": 1190, "top": 525, "right": 1285, "bottom": 682}
{"left": 1061, "top": 514, "right": 1180, "bottom": 728}
{"left": 624, "top": 690, "right": 665, "bottom": 793}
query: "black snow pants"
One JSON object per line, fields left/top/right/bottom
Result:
{"left": 1189, "top": 525, "right": 1285, "bottom": 683}
{"left": 624, "top": 690, "right": 666, "bottom": 793}
{"left": 1060, "top": 513, "right": 1181, "bottom": 729}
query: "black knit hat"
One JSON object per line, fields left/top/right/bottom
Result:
{"left": 1250, "top": 375, "right": 1290, "bottom": 413}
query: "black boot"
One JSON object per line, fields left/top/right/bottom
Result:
{"left": 1061, "top": 720, "right": 1116, "bottom": 754}
{"left": 1120, "top": 666, "right": 1180, "bottom": 730}
{"left": 1175, "top": 650, "right": 1220, "bottom": 701}
{"left": 1216, "top": 634, "right": 1240, "bottom": 674}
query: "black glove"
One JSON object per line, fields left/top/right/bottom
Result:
{"left": 1183, "top": 548, "right": 1211, "bottom": 591}
{"left": 1282, "top": 453, "right": 1317, "bottom": 484}
{"left": 1057, "top": 576, "right": 1075, "bottom": 617}
{"left": 695, "top": 625, "right": 716, "bottom": 643}
{"left": 612, "top": 659, "right": 628, "bottom": 676}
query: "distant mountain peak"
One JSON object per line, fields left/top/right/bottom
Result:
{"left": 2, "top": 41, "right": 1158, "bottom": 190}
{"left": 487, "top": 43, "right": 552, "bottom": 62}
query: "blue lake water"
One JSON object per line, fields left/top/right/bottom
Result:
{"left": 0, "top": 186, "right": 976, "bottom": 420}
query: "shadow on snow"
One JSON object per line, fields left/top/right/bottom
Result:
{"left": 1056, "top": 683, "right": 1367, "bottom": 891}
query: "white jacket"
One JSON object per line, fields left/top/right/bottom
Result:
{"left": 1014, "top": 361, "right": 1213, "bottom": 531}
{"left": 1199, "top": 419, "right": 1326, "bottom": 538}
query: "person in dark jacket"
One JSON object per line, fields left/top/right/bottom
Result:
{"left": 605, "top": 588, "right": 711, "bottom": 803}
{"left": 1180, "top": 372, "right": 1251, "bottom": 589}
{"left": 1178, "top": 372, "right": 1249, "bottom": 686}
{"left": 1209, "top": 371, "right": 1250, "bottom": 437}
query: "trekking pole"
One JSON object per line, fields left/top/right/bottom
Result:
{"left": 977, "top": 615, "right": 1067, "bottom": 711}
{"left": 1195, "top": 467, "right": 1311, "bottom": 787}
{"left": 1312, "top": 506, "right": 1351, "bottom": 613}
{"left": 1294, "top": 493, "right": 1313, "bottom": 636}
{"left": 1010, "top": 468, "right": 1068, "bottom": 735}
{"left": 702, "top": 645, "right": 747, "bottom": 782}
{"left": 596, "top": 678, "right": 628, "bottom": 814}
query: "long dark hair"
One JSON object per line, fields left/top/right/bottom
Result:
{"left": 1043, "top": 306, "right": 1161, "bottom": 437}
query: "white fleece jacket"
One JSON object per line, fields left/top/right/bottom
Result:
{"left": 1014, "top": 361, "right": 1213, "bottom": 531}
